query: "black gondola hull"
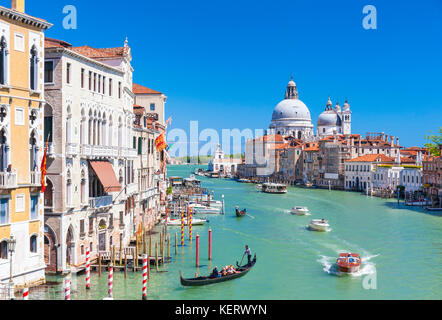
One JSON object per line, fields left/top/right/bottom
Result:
{"left": 180, "top": 255, "right": 256, "bottom": 286}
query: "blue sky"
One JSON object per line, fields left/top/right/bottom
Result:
{"left": 22, "top": 0, "right": 442, "bottom": 155}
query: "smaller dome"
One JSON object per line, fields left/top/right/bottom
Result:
{"left": 317, "top": 110, "right": 342, "bottom": 127}
{"left": 343, "top": 100, "right": 350, "bottom": 111}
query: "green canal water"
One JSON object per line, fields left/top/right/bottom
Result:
{"left": 32, "top": 165, "right": 441, "bottom": 300}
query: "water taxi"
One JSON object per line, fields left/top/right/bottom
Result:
{"left": 290, "top": 206, "right": 309, "bottom": 215}
{"left": 261, "top": 183, "right": 287, "bottom": 194}
{"left": 237, "top": 178, "right": 251, "bottom": 183}
{"left": 308, "top": 219, "right": 329, "bottom": 231}
{"left": 336, "top": 253, "right": 361, "bottom": 273}
{"left": 165, "top": 217, "right": 208, "bottom": 226}
{"left": 192, "top": 204, "right": 221, "bottom": 214}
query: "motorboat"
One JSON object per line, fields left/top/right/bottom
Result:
{"left": 255, "top": 184, "right": 262, "bottom": 190}
{"left": 203, "top": 200, "right": 223, "bottom": 208}
{"left": 237, "top": 178, "right": 251, "bottom": 183}
{"left": 261, "top": 183, "right": 287, "bottom": 194}
{"left": 336, "top": 253, "right": 361, "bottom": 273}
{"left": 308, "top": 219, "right": 329, "bottom": 232}
{"left": 192, "top": 204, "right": 221, "bottom": 214}
{"left": 290, "top": 206, "right": 309, "bottom": 215}
{"left": 165, "top": 217, "right": 208, "bottom": 226}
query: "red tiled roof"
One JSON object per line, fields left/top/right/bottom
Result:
{"left": 45, "top": 37, "right": 72, "bottom": 48}
{"left": 346, "top": 154, "right": 394, "bottom": 163}
{"left": 70, "top": 46, "right": 128, "bottom": 59}
{"left": 132, "top": 83, "right": 162, "bottom": 94}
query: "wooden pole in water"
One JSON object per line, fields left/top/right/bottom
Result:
{"left": 181, "top": 209, "right": 184, "bottom": 246}
{"left": 112, "top": 245, "right": 116, "bottom": 266}
{"left": 167, "top": 234, "right": 170, "bottom": 262}
{"left": 175, "top": 232, "right": 177, "bottom": 255}
{"left": 188, "top": 207, "right": 192, "bottom": 242}
{"left": 160, "top": 232, "right": 163, "bottom": 255}
{"left": 208, "top": 228, "right": 212, "bottom": 260}
{"left": 148, "top": 254, "right": 151, "bottom": 280}
{"left": 119, "top": 238, "right": 123, "bottom": 265}
{"left": 196, "top": 233, "right": 200, "bottom": 267}
{"left": 135, "top": 241, "right": 139, "bottom": 269}
{"left": 149, "top": 234, "right": 152, "bottom": 257}
{"left": 132, "top": 248, "right": 136, "bottom": 272}
{"left": 155, "top": 242, "right": 159, "bottom": 272}
{"left": 124, "top": 253, "right": 127, "bottom": 278}
{"left": 98, "top": 252, "right": 102, "bottom": 277}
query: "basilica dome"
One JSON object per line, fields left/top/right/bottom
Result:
{"left": 268, "top": 77, "right": 314, "bottom": 139}
{"left": 271, "top": 99, "right": 312, "bottom": 122}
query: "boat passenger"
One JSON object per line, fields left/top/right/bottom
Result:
{"left": 221, "top": 267, "right": 227, "bottom": 276}
{"left": 212, "top": 266, "right": 220, "bottom": 278}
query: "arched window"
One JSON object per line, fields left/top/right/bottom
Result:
{"left": 30, "top": 235, "right": 37, "bottom": 253}
{"left": 30, "top": 45, "right": 38, "bottom": 91}
{"left": 66, "top": 106, "right": 72, "bottom": 144}
{"left": 0, "top": 36, "right": 8, "bottom": 85}
{"left": 0, "top": 240, "right": 7, "bottom": 259}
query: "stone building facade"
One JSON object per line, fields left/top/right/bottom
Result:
{"left": 43, "top": 38, "right": 137, "bottom": 273}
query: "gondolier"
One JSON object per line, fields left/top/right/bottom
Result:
{"left": 243, "top": 245, "right": 252, "bottom": 266}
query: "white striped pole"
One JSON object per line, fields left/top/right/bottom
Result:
{"left": 142, "top": 254, "right": 148, "bottom": 300}
{"left": 22, "top": 287, "right": 29, "bottom": 300}
{"left": 64, "top": 276, "right": 71, "bottom": 300}
{"left": 85, "top": 248, "right": 91, "bottom": 289}
{"left": 108, "top": 264, "right": 113, "bottom": 298}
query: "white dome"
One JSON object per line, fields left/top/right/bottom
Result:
{"left": 271, "top": 99, "right": 311, "bottom": 122}
{"left": 317, "top": 110, "right": 342, "bottom": 127}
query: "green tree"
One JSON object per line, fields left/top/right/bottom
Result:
{"left": 424, "top": 127, "right": 442, "bottom": 156}
{"left": 186, "top": 155, "right": 191, "bottom": 163}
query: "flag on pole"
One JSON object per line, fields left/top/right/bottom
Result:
{"left": 165, "top": 116, "right": 172, "bottom": 129}
{"left": 155, "top": 133, "right": 167, "bottom": 152}
{"left": 40, "top": 138, "right": 49, "bottom": 193}
{"left": 166, "top": 143, "right": 174, "bottom": 152}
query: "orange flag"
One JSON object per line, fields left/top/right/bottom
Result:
{"left": 40, "top": 139, "right": 49, "bottom": 193}
{"left": 155, "top": 133, "right": 167, "bottom": 152}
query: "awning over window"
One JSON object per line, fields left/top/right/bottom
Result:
{"left": 89, "top": 161, "right": 121, "bottom": 192}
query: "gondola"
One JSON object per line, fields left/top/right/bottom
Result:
{"left": 179, "top": 254, "right": 256, "bottom": 286}
{"left": 235, "top": 206, "right": 247, "bottom": 217}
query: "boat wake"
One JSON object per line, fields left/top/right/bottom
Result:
{"left": 318, "top": 254, "right": 378, "bottom": 277}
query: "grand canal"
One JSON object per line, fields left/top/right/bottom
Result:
{"left": 32, "top": 165, "right": 441, "bottom": 300}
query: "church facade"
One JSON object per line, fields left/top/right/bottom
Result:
{"left": 268, "top": 77, "right": 352, "bottom": 140}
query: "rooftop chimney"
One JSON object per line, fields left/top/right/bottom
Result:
{"left": 396, "top": 137, "right": 399, "bottom": 146}
{"left": 11, "top": 0, "right": 25, "bottom": 13}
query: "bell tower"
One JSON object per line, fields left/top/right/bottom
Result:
{"left": 284, "top": 76, "right": 299, "bottom": 100}
{"left": 341, "top": 99, "right": 352, "bottom": 135}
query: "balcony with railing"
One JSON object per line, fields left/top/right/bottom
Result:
{"left": 89, "top": 195, "right": 113, "bottom": 209}
{"left": 66, "top": 143, "right": 79, "bottom": 157}
{"left": 48, "top": 142, "right": 55, "bottom": 158}
{"left": 30, "top": 171, "right": 41, "bottom": 187}
{"left": 126, "top": 182, "right": 138, "bottom": 196}
{"left": 0, "top": 171, "right": 17, "bottom": 189}
{"left": 141, "top": 187, "right": 156, "bottom": 200}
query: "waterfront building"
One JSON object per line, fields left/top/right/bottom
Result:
{"left": 300, "top": 142, "right": 320, "bottom": 185}
{"left": 240, "top": 134, "right": 285, "bottom": 179}
{"left": 133, "top": 83, "right": 167, "bottom": 127}
{"left": 208, "top": 144, "right": 242, "bottom": 176}
{"left": 317, "top": 98, "right": 352, "bottom": 138}
{"left": 43, "top": 38, "right": 137, "bottom": 273}
{"left": 276, "top": 140, "right": 304, "bottom": 184}
{"left": 0, "top": 1, "right": 52, "bottom": 290}
{"left": 371, "top": 154, "right": 419, "bottom": 193}
{"left": 316, "top": 133, "right": 402, "bottom": 189}
{"left": 268, "top": 77, "right": 314, "bottom": 140}
{"left": 422, "top": 145, "right": 441, "bottom": 208}
{"left": 344, "top": 154, "right": 394, "bottom": 191}
{"left": 133, "top": 83, "right": 168, "bottom": 221}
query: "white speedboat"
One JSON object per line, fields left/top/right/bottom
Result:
{"left": 203, "top": 200, "right": 223, "bottom": 208}
{"left": 165, "top": 217, "right": 208, "bottom": 226}
{"left": 255, "top": 184, "right": 262, "bottom": 190}
{"left": 308, "top": 219, "right": 330, "bottom": 232}
{"left": 290, "top": 206, "right": 309, "bottom": 215}
{"left": 192, "top": 205, "right": 221, "bottom": 214}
